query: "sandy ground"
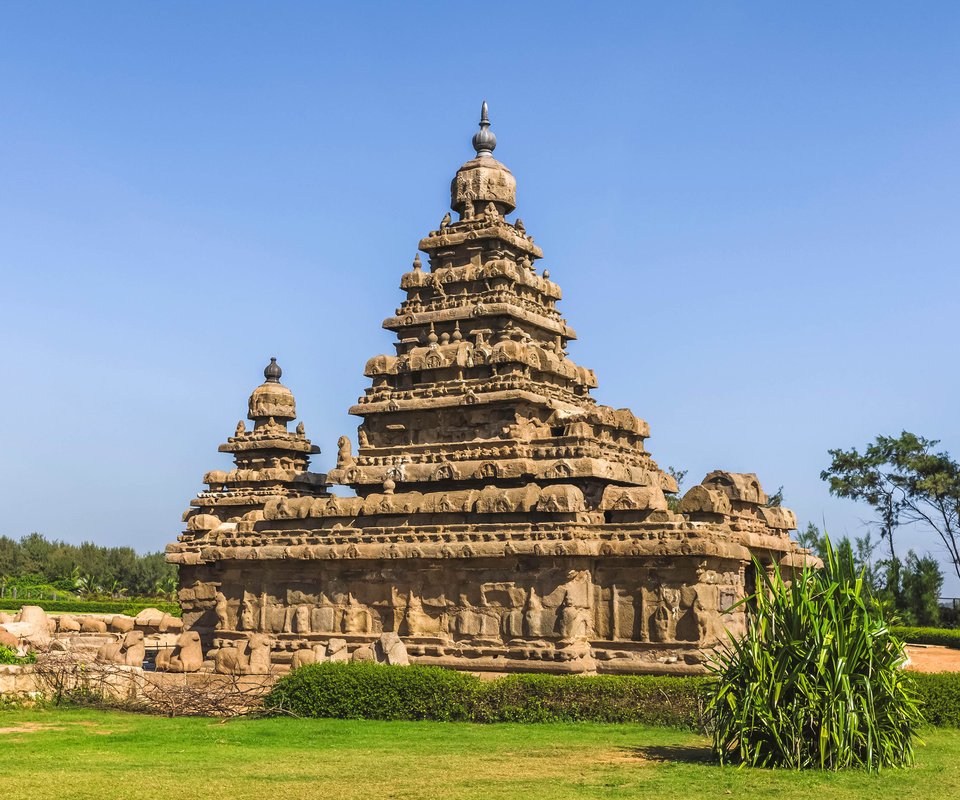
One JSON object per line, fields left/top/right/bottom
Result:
{"left": 905, "top": 645, "right": 960, "bottom": 672}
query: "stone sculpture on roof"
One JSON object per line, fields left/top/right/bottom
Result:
{"left": 167, "top": 103, "right": 809, "bottom": 675}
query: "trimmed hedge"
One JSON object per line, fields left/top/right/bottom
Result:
{"left": 910, "top": 672, "right": 960, "bottom": 727}
{"left": 265, "top": 663, "right": 960, "bottom": 730}
{"left": 470, "top": 673, "right": 709, "bottom": 726}
{"left": 266, "top": 663, "right": 709, "bottom": 729}
{"left": 892, "top": 626, "right": 960, "bottom": 649}
{"left": 0, "top": 599, "right": 180, "bottom": 617}
{"left": 267, "top": 662, "right": 478, "bottom": 722}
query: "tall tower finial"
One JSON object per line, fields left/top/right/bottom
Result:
{"left": 264, "top": 357, "right": 282, "bottom": 383}
{"left": 472, "top": 100, "right": 496, "bottom": 158}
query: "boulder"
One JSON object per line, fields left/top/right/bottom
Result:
{"left": 351, "top": 644, "right": 376, "bottom": 663}
{"left": 159, "top": 614, "right": 183, "bottom": 633}
{"left": 80, "top": 617, "right": 108, "bottom": 634}
{"left": 134, "top": 608, "right": 165, "bottom": 628}
{"left": 0, "top": 629, "right": 19, "bottom": 650}
{"left": 18, "top": 606, "right": 49, "bottom": 627}
{"left": 58, "top": 615, "right": 82, "bottom": 633}
{"left": 5, "top": 606, "right": 51, "bottom": 647}
{"left": 109, "top": 615, "right": 136, "bottom": 633}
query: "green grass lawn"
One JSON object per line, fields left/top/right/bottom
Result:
{"left": 2, "top": 708, "right": 960, "bottom": 799}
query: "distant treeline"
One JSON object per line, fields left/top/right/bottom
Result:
{"left": 0, "top": 532, "right": 176, "bottom": 598}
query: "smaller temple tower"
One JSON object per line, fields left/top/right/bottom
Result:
{"left": 180, "top": 358, "right": 330, "bottom": 542}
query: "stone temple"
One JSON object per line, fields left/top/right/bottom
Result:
{"left": 168, "top": 104, "right": 807, "bottom": 675}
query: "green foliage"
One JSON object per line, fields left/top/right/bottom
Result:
{"left": 7, "top": 708, "right": 960, "bottom": 800}
{"left": 0, "top": 645, "right": 36, "bottom": 665}
{"left": 0, "top": 532, "right": 177, "bottom": 598}
{"left": 0, "top": 598, "right": 180, "bottom": 616}
{"left": 706, "top": 539, "right": 924, "bottom": 770}
{"left": 266, "top": 663, "right": 710, "bottom": 729}
{"left": 766, "top": 486, "right": 784, "bottom": 507}
{"left": 266, "top": 662, "right": 479, "bottom": 721}
{"left": 901, "top": 551, "right": 944, "bottom": 625}
{"left": 909, "top": 672, "right": 960, "bottom": 727}
{"left": 822, "top": 431, "right": 960, "bottom": 583}
{"left": 891, "top": 626, "right": 960, "bottom": 649}
{"left": 266, "top": 661, "right": 960, "bottom": 733}
{"left": 794, "top": 523, "right": 944, "bottom": 626}
{"left": 469, "top": 673, "right": 709, "bottom": 726}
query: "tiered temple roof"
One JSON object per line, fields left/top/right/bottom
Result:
{"left": 326, "top": 103, "right": 677, "bottom": 522}
{"left": 182, "top": 358, "right": 330, "bottom": 535}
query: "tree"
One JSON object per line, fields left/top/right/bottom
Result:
{"left": 822, "top": 431, "right": 960, "bottom": 582}
{"left": 765, "top": 486, "right": 784, "bottom": 508}
{"left": 901, "top": 551, "right": 943, "bottom": 626}
{"left": 794, "top": 522, "right": 825, "bottom": 556}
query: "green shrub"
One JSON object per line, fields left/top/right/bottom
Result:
{"left": 891, "top": 626, "right": 960, "bottom": 649}
{"left": 707, "top": 541, "right": 924, "bottom": 771}
{"left": 471, "top": 673, "right": 708, "bottom": 727}
{"left": 267, "top": 658, "right": 960, "bottom": 731}
{"left": 909, "top": 672, "right": 960, "bottom": 727}
{"left": 0, "top": 599, "right": 180, "bottom": 616}
{"left": 266, "top": 663, "right": 708, "bottom": 729}
{"left": 0, "top": 645, "right": 36, "bottom": 665}
{"left": 266, "top": 662, "right": 480, "bottom": 721}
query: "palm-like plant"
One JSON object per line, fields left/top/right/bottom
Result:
{"left": 75, "top": 573, "right": 102, "bottom": 598}
{"left": 707, "top": 538, "right": 923, "bottom": 771}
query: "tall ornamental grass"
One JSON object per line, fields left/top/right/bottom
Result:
{"left": 707, "top": 539, "right": 923, "bottom": 771}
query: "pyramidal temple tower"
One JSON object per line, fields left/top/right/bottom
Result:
{"left": 169, "top": 105, "right": 808, "bottom": 675}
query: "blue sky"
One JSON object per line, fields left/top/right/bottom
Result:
{"left": 1, "top": 3, "right": 958, "bottom": 591}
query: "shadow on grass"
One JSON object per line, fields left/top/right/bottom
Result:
{"left": 624, "top": 745, "right": 715, "bottom": 764}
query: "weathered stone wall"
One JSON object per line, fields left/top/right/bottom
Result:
{"left": 179, "top": 548, "right": 755, "bottom": 675}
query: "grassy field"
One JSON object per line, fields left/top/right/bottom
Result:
{"left": 2, "top": 708, "right": 960, "bottom": 799}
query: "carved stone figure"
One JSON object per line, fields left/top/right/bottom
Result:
{"left": 96, "top": 630, "right": 146, "bottom": 667}
{"left": 214, "top": 591, "right": 229, "bottom": 631}
{"left": 294, "top": 604, "right": 311, "bottom": 634}
{"left": 156, "top": 631, "right": 203, "bottom": 673}
{"left": 337, "top": 436, "right": 354, "bottom": 469}
{"left": 239, "top": 594, "right": 257, "bottom": 631}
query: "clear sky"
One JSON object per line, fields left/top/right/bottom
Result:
{"left": 1, "top": 3, "right": 958, "bottom": 591}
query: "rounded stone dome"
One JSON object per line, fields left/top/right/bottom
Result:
{"left": 451, "top": 156, "right": 517, "bottom": 215}
{"left": 247, "top": 381, "right": 296, "bottom": 422}
{"left": 247, "top": 358, "right": 296, "bottom": 421}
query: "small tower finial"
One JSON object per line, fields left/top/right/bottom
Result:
{"left": 472, "top": 100, "right": 496, "bottom": 157}
{"left": 264, "top": 357, "right": 282, "bottom": 383}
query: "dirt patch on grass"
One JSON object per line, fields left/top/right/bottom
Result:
{"left": 906, "top": 645, "right": 960, "bottom": 672}
{"left": 0, "top": 720, "right": 116, "bottom": 736}
{"left": 0, "top": 723, "right": 66, "bottom": 735}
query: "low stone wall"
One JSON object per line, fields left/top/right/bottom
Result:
{"left": 0, "top": 658, "right": 275, "bottom": 715}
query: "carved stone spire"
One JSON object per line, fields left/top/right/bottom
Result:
{"left": 472, "top": 100, "right": 496, "bottom": 158}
